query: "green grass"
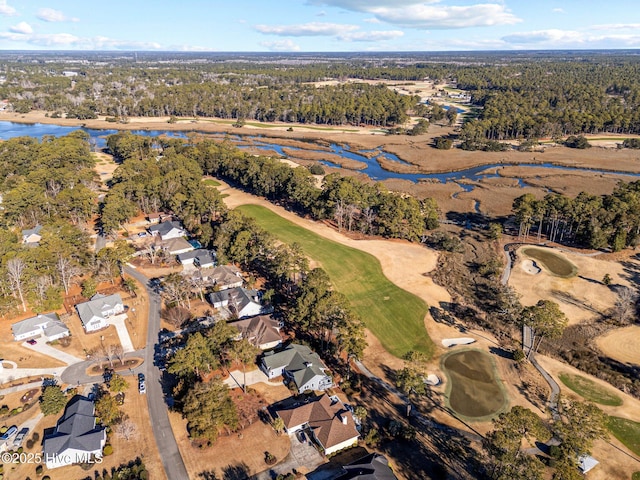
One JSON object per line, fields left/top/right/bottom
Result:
{"left": 202, "top": 179, "right": 221, "bottom": 187}
{"left": 608, "top": 416, "right": 640, "bottom": 457}
{"left": 632, "top": 471, "right": 640, "bottom": 480}
{"left": 559, "top": 373, "right": 623, "bottom": 406}
{"left": 237, "top": 204, "right": 433, "bottom": 358}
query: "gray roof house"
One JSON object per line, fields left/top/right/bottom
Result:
{"left": 43, "top": 396, "right": 106, "bottom": 469}
{"left": 337, "top": 453, "right": 398, "bottom": 480}
{"left": 21, "top": 225, "right": 43, "bottom": 245}
{"left": 261, "top": 343, "right": 333, "bottom": 392}
{"left": 177, "top": 249, "right": 216, "bottom": 268}
{"left": 76, "top": 293, "right": 125, "bottom": 333}
{"left": 229, "top": 314, "right": 283, "bottom": 350}
{"left": 161, "top": 237, "right": 194, "bottom": 255}
{"left": 148, "top": 220, "right": 186, "bottom": 241}
{"left": 11, "top": 313, "right": 70, "bottom": 342}
{"left": 207, "top": 287, "right": 265, "bottom": 319}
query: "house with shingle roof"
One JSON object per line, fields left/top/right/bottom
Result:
{"left": 161, "top": 237, "right": 194, "bottom": 256}
{"left": 207, "top": 287, "right": 264, "bottom": 319}
{"left": 11, "top": 313, "right": 70, "bottom": 342}
{"left": 177, "top": 249, "right": 216, "bottom": 268}
{"left": 76, "top": 293, "right": 125, "bottom": 332}
{"left": 148, "top": 220, "right": 186, "bottom": 241}
{"left": 337, "top": 453, "right": 398, "bottom": 479}
{"left": 21, "top": 225, "right": 43, "bottom": 246}
{"left": 42, "top": 396, "right": 106, "bottom": 469}
{"left": 198, "top": 265, "right": 243, "bottom": 290}
{"left": 229, "top": 314, "right": 283, "bottom": 350}
{"left": 275, "top": 395, "right": 359, "bottom": 456}
{"left": 261, "top": 343, "right": 332, "bottom": 392}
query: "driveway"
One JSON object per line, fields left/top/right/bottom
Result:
{"left": 252, "top": 432, "right": 325, "bottom": 480}
{"left": 22, "top": 341, "right": 83, "bottom": 365}
{"left": 223, "top": 368, "right": 282, "bottom": 389}
{"left": 109, "top": 314, "right": 135, "bottom": 352}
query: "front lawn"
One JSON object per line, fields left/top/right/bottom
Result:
{"left": 237, "top": 204, "right": 433, "bottom": 358}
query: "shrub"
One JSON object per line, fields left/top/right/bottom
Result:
{"left": 103, "top": 444, "right": 113, "bottom": 456}
{"left": 26, "top": 439, "right": 34, "bottom": 449}
{"left": 32, "top": 432, "right": 39, "bottom": 441}
{"left": 622, "top": 138, "right": 640, "bottom": 149}
{"left": 308, "top": 163, "right": 325, "bottom": 175}
{"left": 35, "top": 465, "right": 43, "bottom": 476}
{"left": 565, "top": 135, "right": 591, "bottom": 149}
{"left": 433, "top": 136, "right": 453, "bottom": 149}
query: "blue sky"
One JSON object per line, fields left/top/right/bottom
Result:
{"left": 0, "top": 1, "right": 639, "bottom": 51}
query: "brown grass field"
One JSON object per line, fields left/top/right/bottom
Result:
{"left": 596, "top": 325, "right": 640, "bottom": 366}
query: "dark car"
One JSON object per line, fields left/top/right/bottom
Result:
{"left": 138, "top": 373, "right": 145, "bottom": 382}
{"left": 297, "top": 431, "right": 306, "bottom": 443}
{"left": 26, "top": 339, "right": 37, "bottom": 345}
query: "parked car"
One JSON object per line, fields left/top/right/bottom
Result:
{"left": 138, "top": 381, "right": 146, "bottom": 394}
{"left": 138, "top": 373, "right": 145, "bottom": 382}
{"left": 13, "top": 427, "right": 29, "bottom": 447}
{"left": 26, "top": 339, "right": 37, "bottom": 345}
{"left": 297, "top": 430, "right": 306, "bottom": 443}
{"left": 0, "top": 425, "right": 18, "bottom": 441}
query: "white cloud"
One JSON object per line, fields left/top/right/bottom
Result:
{"left": 0, "top": 0, "right": 17, "bottom": 16}
{"left": 260, "top": 39, "right": 301, "bottom": 51}
{"left": 36, "top": 8, "right": 79, "bottom": 22}
{"left": 309, "top": 0, "right": 520, "bottom": 29}
{"left": 552, "top": 8, "right": 565, "bottom": 14}
{"left": 591, "top": 23, "right": 640, "bottom": 30}
{"left": 502, "top": 29, "right": 583, "bottom": 44}
{"left": 254, "top": 22, "right": 359, "bottom": 36}
{"left": 0, "top": 31, "right": 162, "bottom": 49}
{"left": 9, "top": 22, "right": 33, "bottom": 34}
{"left": 339, "top": 30, "right": 404, "bottom": 41}
{"left": 363, "top": 17, "right": 381, "bottom": 24}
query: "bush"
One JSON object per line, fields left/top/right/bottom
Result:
{"left": 565, "top": 135, "right": 591, "bottom": 149}
{"left": 622, "top": 138, "right": 640, "bottom": 149}
{"left": 433, "top": 136, "right": 453, "bottom": 149}
{"left": 26, "top": 439, "right": 34, "bottom": 449}
{"left": 308, "top": 163, "right": 325, "bottom": 175}
{"left": 103, "top": 444, "right": 113, "bottom": 456}
{"left": 32, "top": 432, "right": 39, "bottom": 441}
{"left": 35, "top": 464, "right": 43, "bottom": 476}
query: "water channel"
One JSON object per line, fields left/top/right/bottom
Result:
{"left": 1, "top": 121, "right": 639, "bottom": 193}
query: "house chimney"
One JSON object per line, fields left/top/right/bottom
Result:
{"left": 341, "top": 415, "right": 347, "bottom": 425}
{"left": 304, "top": 362, "right": 312, "bottom": 368}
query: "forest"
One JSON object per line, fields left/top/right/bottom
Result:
{"left": 4, "top": 51, "right": 640, "bottom": 138}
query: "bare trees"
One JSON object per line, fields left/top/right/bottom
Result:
{"left": 6, "top": 257, "right": 27, "bottom": 312}
{"left": 611, "top": 286, "right": 638, "bottom": 324}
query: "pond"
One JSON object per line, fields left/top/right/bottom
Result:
{"left": 442, "top": 349, "right": 507, "bottom": 419}
{"left": 521, "top": 247, "right": 578, "bottom": 278}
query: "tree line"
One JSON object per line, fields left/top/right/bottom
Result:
{"left": 512, "top": 181, "right": 640, "bottom": 250}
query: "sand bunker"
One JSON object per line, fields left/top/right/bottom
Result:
{"left": 442, "top": 337, "right": 476, "bottom": 347}
{"left": 521, "top": 259, "right": 541, "bottom": 275}
{"left": 424, "top": 374, "right": 441, "bottom": 386}
{"left": 442, "top": 350, "right": 506, "bottom": 419}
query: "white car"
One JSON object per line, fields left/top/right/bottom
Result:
{"left": 138, "top": 381, "right": 146, "bottom": 394}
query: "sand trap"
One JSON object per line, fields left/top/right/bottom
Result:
{"left": 521, "top": 259, "right": 541, "bottom": 275}
{"left": 424, "top": 374, "right": 441, "bottom": 386}
{"left": 442, "top": 338, "right": 476, "bottom": 347}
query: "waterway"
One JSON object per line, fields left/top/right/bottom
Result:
{"left": 1, "top": 121, "right": 639, "bottom": 192}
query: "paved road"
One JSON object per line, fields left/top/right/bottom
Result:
{"left": 522, "top": 325, "right": 560, "bottom": 420}
{"left": 23, "top": 340, "right": 84, "bottom": 365}
{"left": 124, "top": 265, "right": 189, "bottom": 480}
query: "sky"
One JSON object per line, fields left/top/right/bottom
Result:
{"left": 0, "top": 0, "right": 639, "bottom": 52}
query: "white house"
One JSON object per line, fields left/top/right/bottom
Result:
{"left": 161, "top": 237, "right": 194, "bottom": 256}
{"left": 76, "top": 293, "right": 125, "bottom": 332}
{"left": 11, "top": 313, "right": 70, "bottom": 342}
{"left": 149, "top": 220, "right": 186, "bottom": 241}
{"left": 177, "top": 249, "right": 216, "bottom": 268}
{"left": 21, "top": 225, "right": 43, "bottom": 246}
{"left": 275, "top": 395, "right": 359, "bottom": 456}
{"left": 43, "top": 396, "right": 106, "bottom": 469}
{"left": 198, "top": 265, "right": 243, "bottom": 290}
{"left": 207, "top": 287, "right": 264, "bottom": 319}
{"left": 261, "top": 343, "right": 332, "bottom": 392}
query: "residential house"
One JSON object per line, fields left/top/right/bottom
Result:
{"left": 21, "top": 225, "right": 43, "bottom": 246}
{"left": 162, "top": 237, "right": 195, "bottom": 256}
{"left": 177, "top": 249, "right": 216, "bottom": 268}
{"left": 148, "top": 220, "right": 186, "bottom": 241}
{"left": 42, "top": 396, "right": 106, "bottom": 469}
{"left": 76, "top": 293, "right": 125, "bottom": 332}
{"left": 146, "top": 212, "right": 161, "bottom": 224}
{"left": 11, "top": 313, "right": 70, "bottom": 342}
{"left": 275, "top": 395, "right": 359, "bottom": 456}
{"left": 261, "top": 343, "right": 332, "bottom": 392}
{"left": 207, "top": 287, "right": 264, "bottom": 319}
{"left": 337, "top": 453, "right": 398, "bottom": 479}
{"left": 229, "top": 314, "right": 283, "bottom": 350}
{"left": 198, "top": 265, "right": 243, "bottom": 290}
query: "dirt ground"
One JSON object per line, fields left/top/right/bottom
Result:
{"left": 167, "top": 393, "right": 291, "bottom": 479}
{"left": 508, "top": 247, "right": 634, "bottom": 325}
{"left": 93, "top": 151, "right": 119, "bottom": 187}
{"left": 596, "top": 325, "right": 640, "bottom": 366}
{"left": 535, "top": 354, "right": 640, "bottom": 479}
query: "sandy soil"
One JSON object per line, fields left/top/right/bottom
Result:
{"left": 93, "top": 151, "right": 119, "bottom": 186}
{"left": 535, "top": 354, "right": 640, "bottom": 479}
{"left": 168, "top": 400, "right": 290, "bottom": 479}
{"left": 596, "top": 325, "right": 640, "bottom": 366}
{"left": 509, "top": 247, "right": 633, "bottom": 324}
